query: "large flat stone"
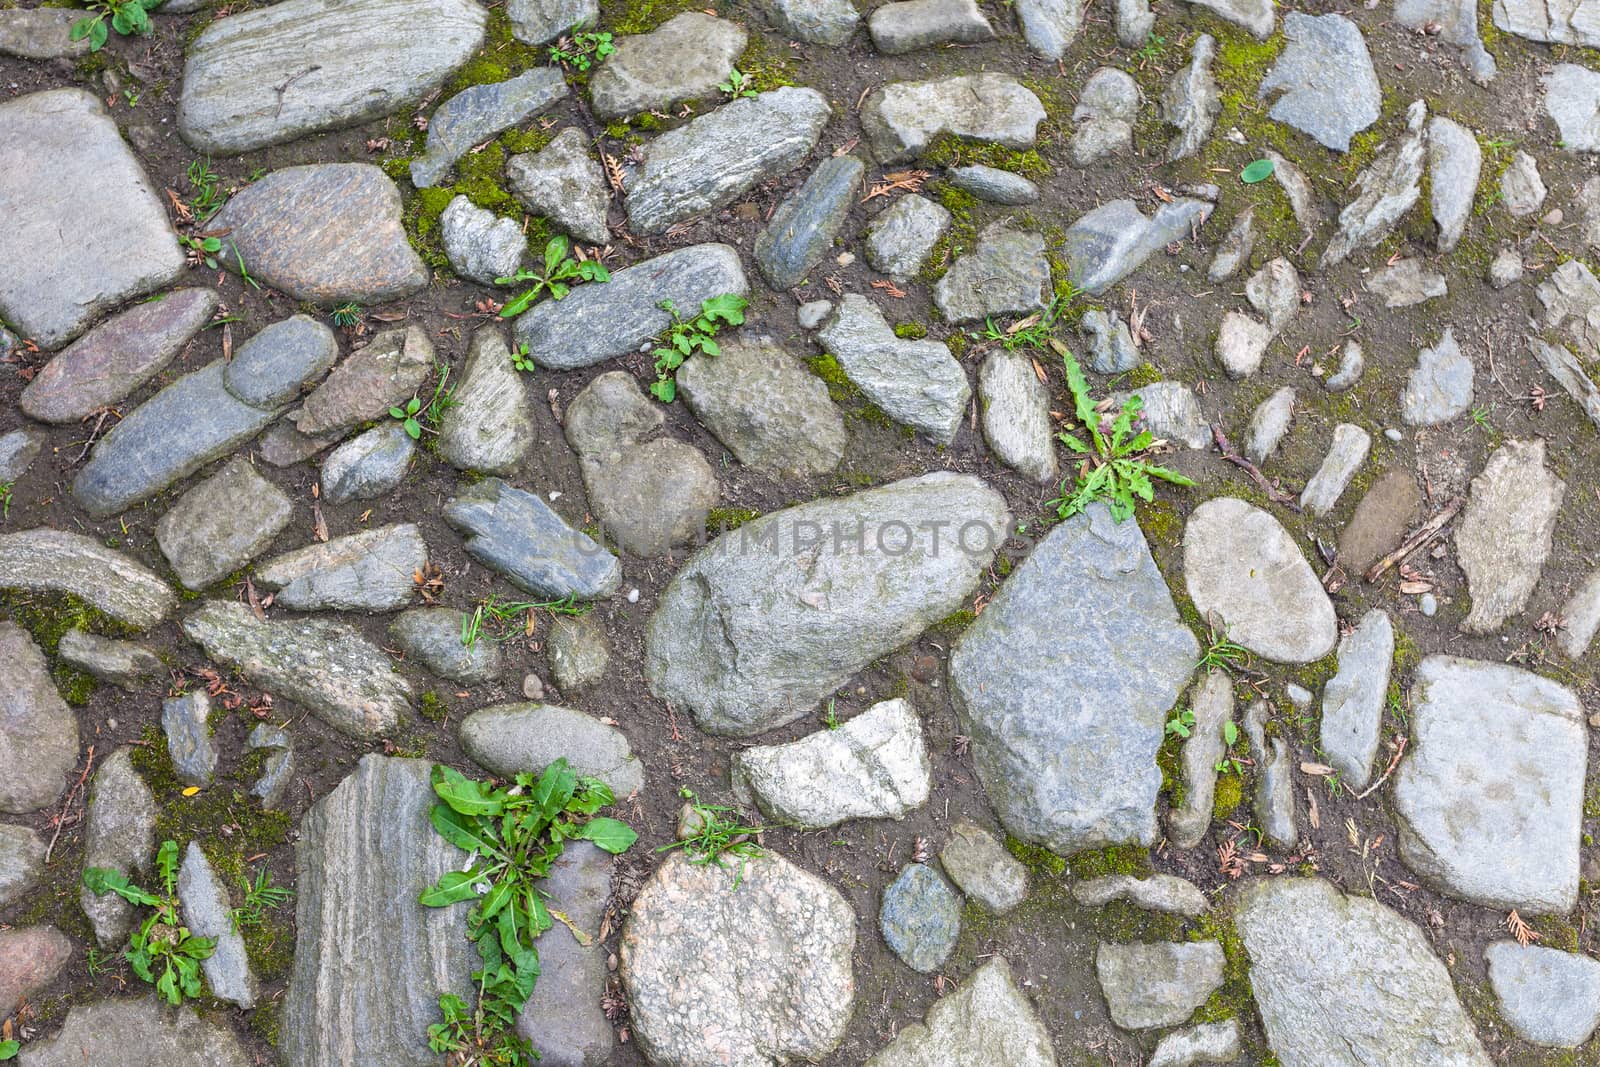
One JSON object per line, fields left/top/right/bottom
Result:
{"left": 951, "top": 505, "right": 1198, "bottom": 852}
{"left": 0, "top": 8, "right": 89, "bottom": 59}
{"left": 1486, "top": 942, "right": 1600, "bottom": 1048}
{"left": 156, "top": 457, "right": 294, "bottom": 590}
{"left": 1455, "top": 439, "right": 1564, "bottom": 633}
{"left": 816, "top": 293, "right": 971, "bottom": 444}
{"left": 20, "top": 997, "right": 249, "bottom": 1067}
{"left": 0, "top": 623, "right": 78, "bottom": 815}
{"left": 179, "top": 0, "right": 486, "bottom": 153}
{"left": 1258, "top": 13, "right": 1380, "bottom": 151}
{"left": 459, "top": 702, "right": 644, "bottom": 798}
{"left": 256, "top": 524, "right": 427, "bottom": 613}
{"left": 410, "top": 68, "right": 568, "bottom": 188}
{"left": 443, "top": 478, "right": 621, "bottom": 599}
{"left": 0, "top": 529, "right": 174, "bottom": 629}
{"left": 0, "top": 89, "right": 184, "bottom": 349}
{"left": 860, "top": 74, "right": 1045, "bottom": 164}
{"left": 588, "top": 13, "right": 746, "bottom": 120}
{"left": 862, "top": 957, "right": 1054, "bottom": 1067}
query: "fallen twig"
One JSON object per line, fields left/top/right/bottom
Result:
{"left": 1349, "top": 736, "right": 1406, "bottom": 800}
{"left": 1210, "top": 423, "right": 1301, "bottom": 511}
{"left": 45, "top": 745, "right": 95, "bottom": 862}
{"left": 1362, "top": 497, "right": 1464, "bottom": 583}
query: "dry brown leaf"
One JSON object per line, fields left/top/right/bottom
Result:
{"left": 870, "top": 279, "right": 907, "bottom": 298}
{"left": 1300, "top": 762, "right": 1334, "bottom": 776}
{"left": 1504, "top": 910, "right": 1541, "bottom": 947}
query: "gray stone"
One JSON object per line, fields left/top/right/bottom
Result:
{"left": 1184, "top": 497, "right": 1337, "bottom": 663}
{"left": 57, "top": 630, "right": 161, "bottom": 689}
{"left": 0, "top": 925, "right": 71, "bottom": 1021}
{"left": 881, "top": 863, "right": 960, "bottom": 972}
{"left": 756, "top": 155, "right": 864, "bottom": 290}
{"left": 1300, "top": 423, "right": 1369, "bottom": 516}
{"left": 757, "top": 0, "right": 859, "bottom": 44}
{"left": 1400, "top": 327, "right": 1473, "bottom": 427}
{"left": 861, "top": 74, "right": 1045, "bottom": 164}
{"left": 0, "top": 529, "right": 173, "bottom": 631}
{"left": 939, "top": 820, "right": 1027, "bottom": 913}
{"left": 1112, "top": 381, "right": 1209, "bottom": 449}
{"left": 869, "top": 0, "right": 993, "bottom": 53}
{"left": 162, "top": 691, "right": 216, "bottom": 787}
{"left": 1083, "top": 308, "right": 1141, "bottom": 374}
{"left": 1096, "top": 941, "right": 1224, "bottom": 1029}
{"left": 947, "top": 165, "right": 1039, "bottom": 205}
{"left": 677, "top": 335, "right": 847, "bottom": 477}
{"left": 1558, "top": 565, "right": 1600, "bottom": 659}
{"left": 797, "top": 300, "right": 833, "bottom": 329}
{"left": 864, "top": 194, "right": 951, "bottom": 280}
{"left": 1368, "top": 257, "right": 1447, "bottom": 308}
{"left": 1581, "top": 176, "right": 1600, "bottom": 248}
{"left": 1545, "top": 64, "right": 1600, "bottom": 152}
{"left": 156, "top": 457, "right": 293, "bottom": 591}
{"left": 734, "top": 698, "right": 930, "bottom": 829}
{"left": 441, "top": 196, "right": 527, "bottom": 287}
{"left": 1320, "top": 609, "right": 1393, "bottom": 790}
{"left": 819, "top": 294, "right": 970, "bottom": 443}
{"left": 410, "top": 68, "right": 568, "bottom": 188}
{"left": 1395, "top": 656, "right": 1585, "bottom": 911}
{"left": 1500, "top": 150, "right": 1547, "bottom": 217}
{"left": 1323, "top": 101, "right": 1428, "bottom": 267}
{"left": 1215, "top": 312, "right": 1271, "bottom": 380}
{"left": 862, "top": 956, "right": 1054, "bottom": 1067}
{"left": 0, "top": 89, "right": 184, "bottom": 350}
{"left": 589, "top": 13, "right": 746, "bottom": 120}
{"left": 1165, "top": 34, "right": 1220, "bottom": 161}
{"left": 444, "top": 478, "right": 621, "bottom": 599}
{"left": 1116, "top": 0, "right": 1155, "bottom": 46}
{"left": 1457, "top": 439, "right": 1563, "bottom": 633}
{"left": 1267, "top": 148, "right": 1323, "bottom": 233}
{"left": 0, "top": 429, "right": 41, "bottom": 484}
{"left": 934, "top": 224, "right": 1050, "bottom": 324}
{"left": 179, "top": 0, "right": 486, "bottom": 153}
{"left": 646, "top": 472, "right": 1008, "bottom": 736}
{"left": 1167, "top": 671, "right": 1231, "bottom": 850}
{"left": 179, "top": 842, "right": 256, "bottom": 1008}
{"left": 1531, "top": 336, "right": 1600, "bottom": 431}
{"left": 1537, "top": 258, "right": 1600, "bottom": 361}
{"left": 1246, "top": 257, "right": 1301, "bottom": 334}
{"left": 622, "top": 851, "right": 855, "bottom": 1067}
{"left": 1325, "top": 340, "right": 1366, "bottom": 392}
{"left": 292, "top": 325, "right": 433, "bottom": 436}
{"left": 978, "top": 349, "right": 1057, "bottom": 484}
{"left": 1285, "top": 683, "right": 1312, "bottom": 707}
{"left": 0, "top": 824, "right": 46, "bottom": 910}
{"left": 1497, "top": 0, "right": 1600, "bottom": 46}
{"left": 225, "top": 315, "right": 341, "bottom": 410}
{"left": 21, "top": 288, "right": 218, "bottom": 424}
{"left": 507, "top": 0, "right": 598, "bottom": 46}
{"left": 320, "top": 424, "right": 415, "bottom": 504}
{"left": 256, "top": 524, "right": 426, "bottom": 613}
{"left": 506, "top": 127, "right": 611, "bottom": 245}
{"left": 1244, "top": 701, "right": 1295, "bottom": 847}
{"left": 0, "top": 8, "right": 88, "bottom": 59}
{"left": 1015, "top": 0, "right": 1082, "bottom": 58}
{"left": 282, "top": 757, "right": 474, "bottom": 1067}
{"left": 1208, "top": 207, "right": 1254, "bottom": 282}
{"left": 514, "top": 841, "right": 616, "bottom": 1064}
{"left": 1259, "top": 13, "right": 1379, "bottom": 151}
{"left": 1485, "top": 942, "right": 1600, "bottom": 1048}
{"left": 247, "top": 723, "right": 294, "bottom": 809}
{"left": 515, "top": 244, "right": 748, "bottom": 369}
{"left": 389, "top": 608, "right": 502, "bottom": 685}
{"left": 624, "top": 88, "right": 829, "bottom": 234}
{"left": 564, "top": 371, "right": 717, "bottom": 557}
{"left": 1240, "top": 881, "right": 1492, "bottom": 1065}
{"left": 1070, "top": 67, "right": 1139, "bottom": 165}
{"left": 438, "top": 326, "right": 532, "bottom": 476}
{"left": 1245, "top": 386, "right": 1294, "bottom": 465}
{"left": 1061, "top": 197, "right": 1214, "bottom": 294}
{"left": 79, "top": 748, "right": 155, "bottom": 947}
{"left": 461, "top": 702, "right": 643, "bottom": 797}
{"left": 258, "top": 421, "right": 341, "bottom": 466}
{"left": 951, "top": 504, "right": 1198, "bottom": 853}
{"left": 1427, "top": 116, "right": 1481, "bottom": 252}
{"left": 1072, "top": 874, "right": 1208, "bottom": 917}
{"left": 1397, "top": 0, "right": 1496, "bottom": 81}
{"left": 1178, "top": 0, "right": 1274, "bottom": 36}
{"left": 0, "top": 623, "right": 76, "bottom": 817}
{"left": 182, "top": 600, "right": 413, "bottom": 739}
{"left": 21, "top": 997, "right": 249, "bottom": 1067}
{"left": 1148, "top": 1021, "right": 1242, "bottom": 1067}
{"left": 547, "top": 613, "right": 609, "bottom": 693}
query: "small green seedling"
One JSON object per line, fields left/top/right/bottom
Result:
{"left": 186, "top": 158, "right": 225, "bottom": 220}
{"left": 824, "top": 698, "right": 841, "bottom": 730}
{"left": 0, "top": 482, "right": 14, "bottom": 520}
{"left": 390, "top": 365, "right": 455, "bottom": 439}
{"left": 548, "top": 29, "right": 615, "bottom": 71}
{"left": 390, "top": 396, "right": 426, "bottom": 439}
{"left": 183, "top": 235, "right": 223, "bottom": 269}
{"left": 1137, "top": 31, "right": 1166, "bottom": 61}
{"left": 496, "top": 236, "right": 610, "bottom": 318}
{"left": 656, "top": 787, "right": 766, "bottom": 888}
{"left": 1165, "top": 706, "right": 1196, "bottom": 738}
{"left": 83, "top": 840, "right": 216, "bottom": 1006}
{"left": 230, "top": 864, "right": 292, "bottom": 932}
{"left": 71, "top": 0, "right": 158, "bottom": 51}
{"left": 719, "top": 67, "right": 757, "bottom": 98}
{"left": 1215, "top": 720, "right": 1245, "bottom": 776}
{"left": 460, "top": 594, "right": 589, "bottom": 650}
{"left": 331, "top": 302, "right": 363, "bottom": 328}
{"left": 0, "top": 1040, "right": 16, "bottom": 1060}
{"left": 511, "top": 342, "right": 537, "bottom": 373}
{"left": 649, "top": 293, "right": 748, "bottom": 402}
{"left": 1240, "top": 159, "right": 1275, "bottom": 183}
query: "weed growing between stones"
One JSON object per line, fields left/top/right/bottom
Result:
{"left": 82, "top": 839, "right": 216, "bottom": 1006}
{"left": 648, "top": 293, "right": 748, "bottom": 402}
{"left": 496, "top": 234, "right": 612, "bottom": 319}
{"left": 655, "top": 786, "right": 766, "bottom": 887}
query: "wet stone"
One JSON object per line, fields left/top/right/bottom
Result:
{"left": 880, "top": 863, "right": 961, "bottom": 973}
{"left": 869, "top": 0, "right": 993, "bottom": 54}
{"left": 80, "top": 747, "right": 156, "bottom": 946}
{"left": 179, "top": 842, "right": 256, "bottom": 1008}
{"left": 939, "top": 820, "right": 1027, "bottom": 913}
{"left": 0, "top": 528, "right": 174, "bottom": 629}
{"left": 817, "top": 294, "right": 971, "bottom": 444}
{"left": 256, "top": 524, "right": 428, "bottom": 613}
{"left": 1455, "top": 439, "right": 1564, "bottom": 633}
{"left": 547, "top": 612, "right": 609, "bottom": 693}
{"left": 1096, "top": 941, "right": 1225, "bottom": 1029}
{"left": 291, "top": 325, "right": 433, "bottom": 437}
{"left": 443, "top": 478, "right": 621, "bottom": 600}
{"left": 438, "top": 327, "right": 533, "bottom": 476}
{"left": 409, "top": 68, "right": 568, "bottom": 189}
{"left": 860, "top": 74, "right": 1045, "bottom": 163}
{"left": 1401, "top": 327, "right": 1474, "bottom": 426}
{"left": 947, "top": 165, "right": 1039, "bottom": 205}
{"left": 320, "top": 424, "right": 415, "bottom": 504}
{"left": 1320, "top": 609, "right": 1393, "bottom": 790}
{"left": 440, "top": 196, "right": 527, "bottom": 287}
{"left": 162, "top": 691, "right": 217, "bottom": 787}
{"left": 755, "top": 155, "right": 865, "bottom": 290}
{"left": 1072, "top": 873, "right": 1209, "bottom": 917}
{"left": 862, "top": 957, "right": 1054, "bottom": 1067}
{"left": 865, "top": 194, "right": 951, "bottom": 280}
{"left": 506, "top": 126, "right": 611, "bottom": 245}
{"left": 57, "top": 629, "right": 161, "bottom": 689}
{"left": 589, "top": 13, "right": 746, "bottom": 120}
{"left": 1259, "top": 13, "right": 1380, "bottom": 151}
{"left": 389, "top": 608, "right": 502, "bottom": 685}
{"left": 156, "top": 457, "right": 293, "bottom": 591}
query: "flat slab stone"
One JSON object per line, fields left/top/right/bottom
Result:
{"left": 621, "top": 851, "right": 855, "bottom": 1067}
{"left": 179, "top": 842, "right": 256, "bottom": 1008}
{"left": 1259, "top": 13, "right": 1379, "bottom": 151}
{"left": 1338, "top": 469, "right": 1421, "bottom": 575}
{"left": 1367, "top": 257, "right": 1448, "bottom": 308}
{"left": 320, "top": 424, "right": 415, "bottom": 504}
{"left": 933, "top": 225, "right": 1050, "bottom": 323}
{"left": 516, "top": 244, "right": 748, "bottom": 370}
{"left": 506, "top": 126, "right": 610, "bottom": 245}
{"left": 0, "top": 824, "right": 46, "bottom": 909}
{"left": 624, "top": 87, "right": 830, "bottom": 234}
{"left": 869, "top": 0, "right": 994, "bottom": 54}
{"left": 438, "top": 326, "right": 533, "bottom": 475}
{"left": 1496, "top": 0, "right": 1600, "bottom": 45}
{"left": 863, "top": 956, "right": 1054, "bottom": 1067}
{"left": 1319, "top": 609, "right": 1392, "bottom": 790}
{"left": 1183, "top": 497, "right": 1336, "bottom": 664}
{"left": 0, "top": 529, "right": 174, "bottom": 629}
{"left": 256, "top": 524, "right": 427, "bottom": 612}
{"left": 410, "top": 68, "right": 568, "bottom": 189}
{"left": 1544, "top": 64, "right": 1600, "bottom": 152}
{"left": 1178, "top": 0, "right": 1274, "bottom": 35}
{"left": 223, "top": 314, "right": 341, "bottom": 410}
{"left": 0, "top": 8, "right": 89, "bottom": 59}
{"left": 1061, "top": 197, "right": 1213, "bottom": 294}
{"left": 281, "top": 757, "right": 473, "bottom": 1067}
{"left": 513, "top": 841, "right": 616, "bottom": 1063}
{"left": 157, "top": 457, "right": 293, "bottom": 590}
{"left": 978, "top": 348, "right": 1057, "bottom": 484}
{"left": 1299, "top": 422, "right": 1370, "bottom": 516}
{"left": 861, "top": 74, "right": 1045, "bottom": 164}
{"left": 1096, "top": 941, "right": 1224, "bottom": 1029}
{"left": 1393, "top": 656, "right": 1585, "bottom": 911}
{"left": 1486, "top": 942, "right": 1600, "bottom": 1048}
{"left": 1113, "top": 381, "right": 1209, "bottom": 449}
{"left": 734, "top": 698, "right": 930, "bottom": 829}
{"left": 291, "top": 325, "right": 433, "bottom": 436}
{"left": 880, "top": 863, "right": 960, "bottom": 972}
{"left": 1428, "top": 116, "right": 1481, "bottom": 250}
{"left": 162, "top": 691, "right": 217, "bottom": 787}
{"left": 182, "top": 600, "right": 413, "bottom": 739}
{"left": 547, "top": 614, "right": 608, "bottom": 693}
{"left": 389, "top": 608, "right": 502, "bottom": 685}
{"left": 589, "top": 13, "right": 746, "bottom": 120}
{"left": 460, "top": 702, "right": 644, "bottom": 798}
{"left": 0, "top": 89, "right": 184, "bottom": 349}
{"left": 939, "top": 820, "right": 1028, "bottom": 912}
{"left": 79, "top": 747, "right": 156, "bottom": 946}
{"left": 1455, "top": 439, "right": 1564, "bottom": 633}
{"left": 21, "top": 289, "right": 218, "bottom": 424}
{"left": 1236, "top": 878, "right": 1492, "bottom": 1066}
{"left": 950, "top": 504, "right": 1198, "bottom": 852}
{"left": 0, "top": 623, "right": 78, "bottom": 815}
{"left": 1072, "top": 874, "right": 1208, "bottom": 917}
{"left": 507, "top": 0, "right": 598, "bottom": 45}
{"left": 179, "top": 0, "right": 486, "bottom": 153}
{"left": 21, "top": 997, "right": 249, "bottom": 1067}
{"left": 757, "top": 0, "right": 860, "bottom": 44}
{"left": 817, "top": 293, "right": 972, "bottom": 444}
{"left": 443, "top": 477, "right": 621, "bottom": 599}
{"left": 755, "top": 155, "right": 864, "bottom": 291}
{"left": 865, "top": 194, "right": 951, "bottom": 280}
{"left": 646, "top": 472, "right": 1008, "bottom": 736}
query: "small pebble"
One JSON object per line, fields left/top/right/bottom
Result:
{"left": 797, "top": 299, "right": 833, "bottom": 330}
{"left": 835, "top": 251, "right": 855, "bottom": 267}
{"left": 627, "top": 587, "right": 641, "bottom": 603}
{"left": 1419, "top": 593, "right": 1437, "bottom": 617}
{"left": 910, "top": 654, "right": 939, "bottom": 683}
{"left": 1544, "top": 208, "right": 1563, "bottom": 225}
{"left": 1284, "top": 683, "right": 1312, "bottom": 708}
{"left": 1384, "top": 428, "right": 1404, "bottom": 442}
{"left": 522, "top": 673, "right": 545, "bottom": 700}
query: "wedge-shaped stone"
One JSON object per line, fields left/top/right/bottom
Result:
{"left": 256, "top": 524, "right": 427, "bottom": 613}
{"left": 816, "top": 293, "right": 971, "bottom": 444}
{"left": 1455, "top": 439, "right": 1563, "bottom": 633}
{"left": 438, "top": 326, "right": 533, "bottom": 475}
{"left": 410, "top": 69, "right": 568, "bottom": 189}
{"left": 861, "top": 74, "right": 1045, "bottom": 163}
{"left": 23, "top": 997, "right": 249, "bottom": 1067}
{"left": 862, "top": 956, "right": 1054, "bottom": 1067}
{"left": 0, "top": 528, "right": 174, "bottom": 629}
{"left": 443, "top": 478, "right": 621, "bottom": 600}
{"left": 0, "top": 623, "right": 79, "bottom": 815}
{"left": 1061, "top": 197, "right": 1213, "bottom": 294}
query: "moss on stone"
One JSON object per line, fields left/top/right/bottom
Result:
{"left": 807, "top": 353, "right": 858, "bottom": 405}
{"left": 2, "top": 590, "right": 137, "bottom": 654}
{"left": 1188, "top": 910, "right": 1254, "bottom": 1024}
{"left": 706, "top": 506, "right": 762, "bottom": 531}
{"left": 737, "top": 32, "right": 799, "bottom": 93}
{"left": 1005, "top": 835, "right": 1068, "bottom": 877}
{"left": 1212, "top": 773, "right": 1243, "bottom": 821}
{"left": 500, "top": 126, "right": 555, "bottom": 156}
{"left": 52, "top": 664, "right": 97, "bottom": 707}
{"left": 1066, "top": 843, "right": 1152, "bottom": 880}
{"left": 920, "top": 135, "right": 1050, "bottom": 179}
{"left": 893, "top": 322, "right": 928, "bottom": 339}
{"left": 419, "top": 689, "right": 448, "bottom": 724}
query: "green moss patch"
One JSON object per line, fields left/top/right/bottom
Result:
{"left": 1006, "top": 835, "right": 1068, "bottom": 877}
{"left": 1066, "top": 843, "right": 1153, "bottom": 880}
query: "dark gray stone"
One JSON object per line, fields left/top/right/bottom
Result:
{"left": 223, "top": 315, "right": 341, "bottom": 410}
{"left": 0, "top": 528, "right": 174, "bottom": 628}
{"left": 162, "top": 691, "right": 217, "bottom": 787}
{"left": 1259, "top": 13, "right": 1380, "bottom": 151}
{"left": 1061, "top": 197, "right": 1213, "bottom": 294}
{"left": 256, "top": 524, "right": 428, "bottom": 613}
{"left": 390, "top": 608, "right": 503, "bottom": 685}
{"left": 817, "top": 294, "right": 971, "bottom": 444}
{"left": 179, "top": 842, "right": 256, "bottom": 1008}
{"left": 443, "top": 478, "right": 622, "bottom": 599}
{"left": 755, "top": 155, "right": 865, "bottom": 290}
{"left": 880, "top": 863, "right": 960, "bottom": 972}
{"left": 438, "top": 326, "right": 532, "bottom": 476}
{"left": 79, "top": 748, "right": 156, "bottom": 946}
{"left": 156, "top": 457, "right": 293, "bottom": 590}
{"left": 460, "top": 702, "right": 644, "bottom": 797}
{"left": 410, "top": 68, "right": 568, "bottom": 188}
{"left": 588, "top": 13, "right": 746, "bottom": 121}
{"left": 515, "top": 842, "right": 616, "bottom": 1064}
{"left": 291, "top": 325, "right": 433, "bottom": 436}
{"left": 320, "top": 424, "right": 415, "bottom": 504}
{"left": 947, "top": 165, "right": 1038, "bottom": 204}
{"left": 506, "top": 127, "right": 611, "bottom": 245}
